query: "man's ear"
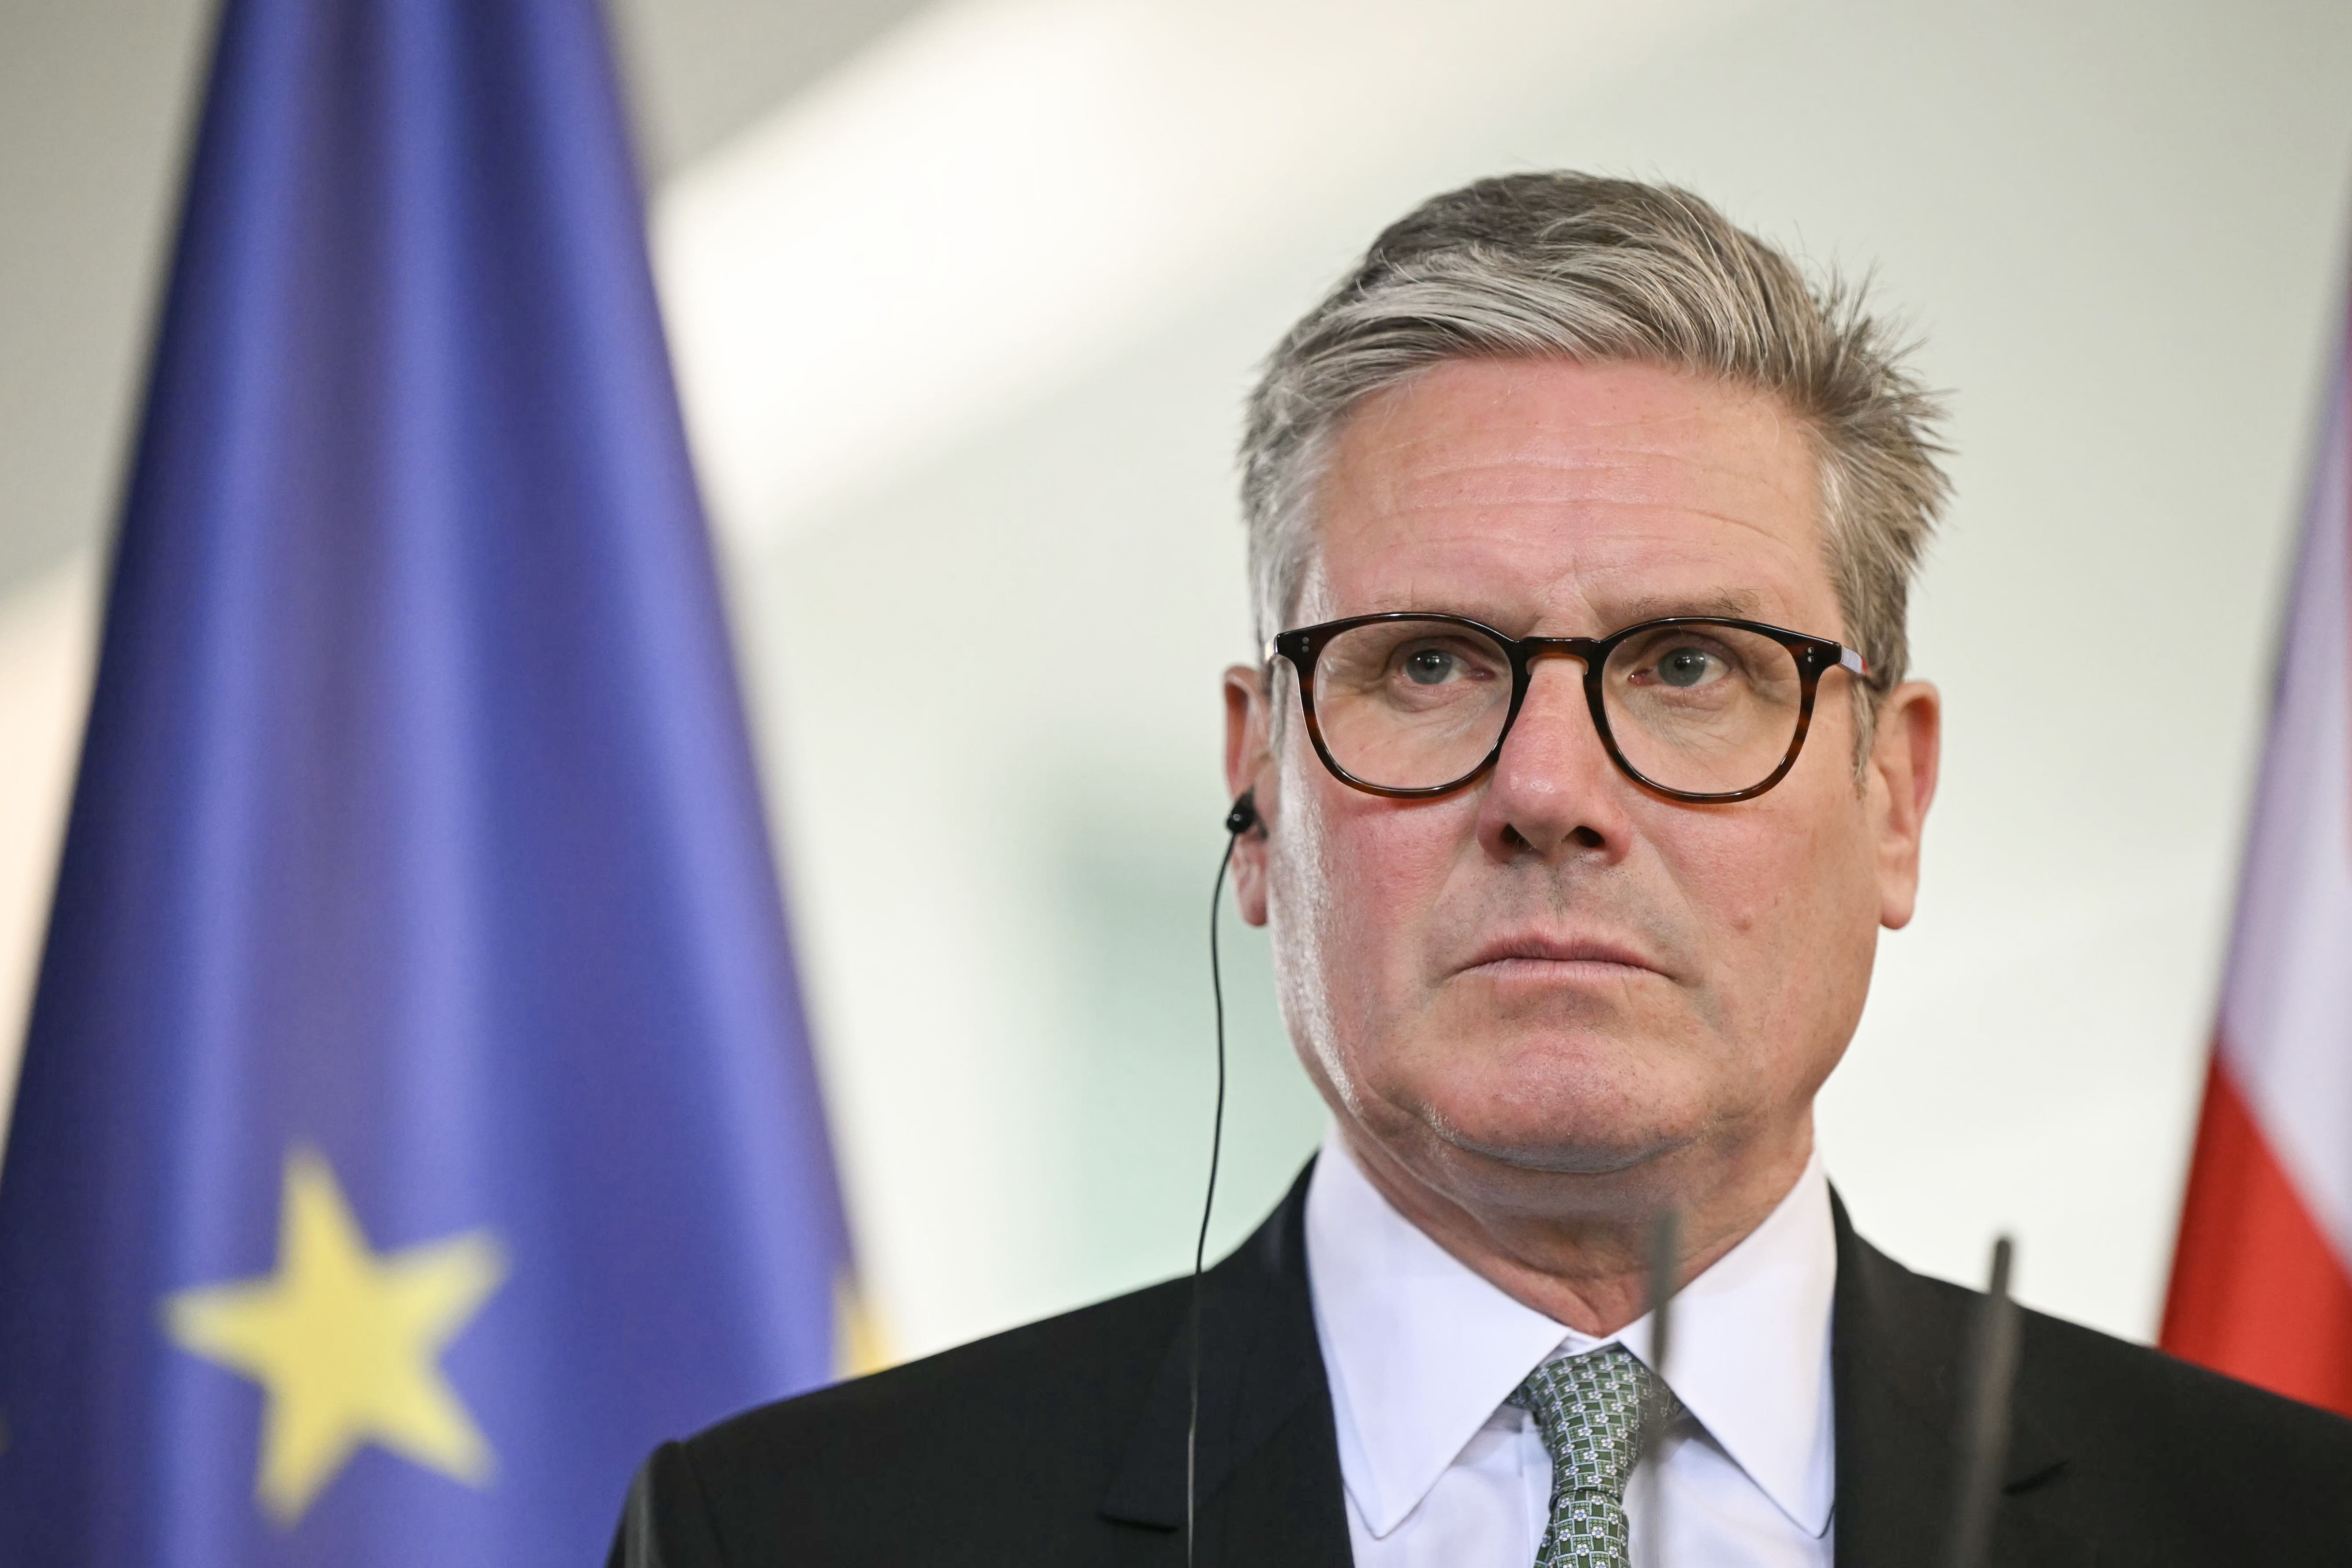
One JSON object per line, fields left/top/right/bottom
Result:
{"left": 1868, "top": 680, "right": 1940, "bottom": 930}
{"left": 1223, "top": 663, "right": 1276, "bottom": 927}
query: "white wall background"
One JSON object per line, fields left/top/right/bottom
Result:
{"left": 5, "top": 0, "right": 2352, "bottom": 1365}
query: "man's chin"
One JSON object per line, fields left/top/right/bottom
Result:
{"left": 1402, "top": 1073, "right": 1703, "bottom": 1181}
{"left": 1427, "top": 1118, "right": 1690, "bottom": 1178}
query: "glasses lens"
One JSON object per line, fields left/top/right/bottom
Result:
{"left": 1309, "top": 619, "right": 1514, "bottom": 790}
{"left": 1600, "top": 622, "right": 1805, "bottom": 796}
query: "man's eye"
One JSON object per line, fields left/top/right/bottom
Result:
{"left": 1656, "top": 647, "right": 1720, "bottom": 688}
{"left": 1402, "top": 648, "right": 1458, "bottom": 685}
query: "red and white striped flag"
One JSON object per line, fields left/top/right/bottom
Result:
{"left": 2161, "top": 318, "right": 2352, "bottom": 1416}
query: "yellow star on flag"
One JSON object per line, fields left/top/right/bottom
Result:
{"left": 163, "top": 1147, "right": 508, "bottom": 1525}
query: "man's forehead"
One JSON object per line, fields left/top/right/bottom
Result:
{"left": 1301, "top": 357, "right": 1831, "bottom": 632}
{"left": 1324, "top": 358, "right": 1813, "bottom": 520}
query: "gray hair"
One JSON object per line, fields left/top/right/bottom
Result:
{"left": 1240, "top": 172, "right": 1949, "bottom": 731}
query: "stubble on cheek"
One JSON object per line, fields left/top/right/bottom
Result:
{"left": 1711, "top": 788, "right": 1875, "bottom": 1037}
{"left": 1264, "top": 772, "right": 1358, "bottom": 1119}
{"left": 1264, "top": 747, "right": 1468, "bottom": 1135}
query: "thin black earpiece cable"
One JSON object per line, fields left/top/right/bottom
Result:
{"left": 1188, "top": 828, "right": 1238, "bottom": 1568}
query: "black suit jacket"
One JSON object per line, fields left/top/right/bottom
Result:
{"left": 610, "top": 1168, "right": 2352, "bottom": 1565}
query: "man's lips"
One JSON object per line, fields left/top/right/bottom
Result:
{"left": 1456, "top": 934, "right": 1665, "bottom": 979}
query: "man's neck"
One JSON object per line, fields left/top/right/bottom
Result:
{"left": 1333, "top": 1117, "right": 1817, "bottom": 1336}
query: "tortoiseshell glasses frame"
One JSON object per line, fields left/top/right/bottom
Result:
{"left": 1267, "top": 611, "right": 1870, "bottom": 805}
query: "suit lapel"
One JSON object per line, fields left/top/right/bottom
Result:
{"left": 1830, "top": 1193, "right": 2085, "bottom": 1568}
{"left": 1101, "top": 1162, "right": 1354, "bottom": 1568}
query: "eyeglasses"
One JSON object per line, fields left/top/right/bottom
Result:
{"left": 1268, "top": 612, "right": 1869, "bottom": 804}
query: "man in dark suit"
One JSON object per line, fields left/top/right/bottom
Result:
{"left": 611, "top": 173, "right": 2352, "bottom": 1565}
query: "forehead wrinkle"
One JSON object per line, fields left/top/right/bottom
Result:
{"left": 1357, "top": 493, "right": 1809, "bottom": 556}
{"left": 1347, "top": 442, "right": 1813, "bottom": 525}
{"left": 1322, "top": 497, "right": 1817, "bottom": 632}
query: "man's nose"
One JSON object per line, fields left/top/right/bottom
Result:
{"left": 1475, "top": 655, "right": 1633, "bottom": 862}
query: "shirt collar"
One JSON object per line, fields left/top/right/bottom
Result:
{"left": 1304, "top": 1128, "right": 1837, "bottom": 1540}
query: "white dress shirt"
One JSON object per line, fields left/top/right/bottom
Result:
{"left": 1304, "top": 1129, "right": 1837, "bottom": 1568}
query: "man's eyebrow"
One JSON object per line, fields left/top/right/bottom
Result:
{"left": 1610, "top": 589, "right": 1767, "bottom": 622}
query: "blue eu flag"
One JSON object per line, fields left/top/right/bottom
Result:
{"left": 0, "top": 1, "right": 854, "bottom": 1562}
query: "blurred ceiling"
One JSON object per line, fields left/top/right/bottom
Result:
{"left": 0, "top": 0, "right": 931, "bottom": 597}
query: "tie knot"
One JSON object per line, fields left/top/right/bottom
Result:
{"left": 1507, "top": 1345, "right": 1671, "bottom": 1504}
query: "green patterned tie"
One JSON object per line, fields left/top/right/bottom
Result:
{"left": 1508, "top": 1345, "right": 1677, "bottom": 1568}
